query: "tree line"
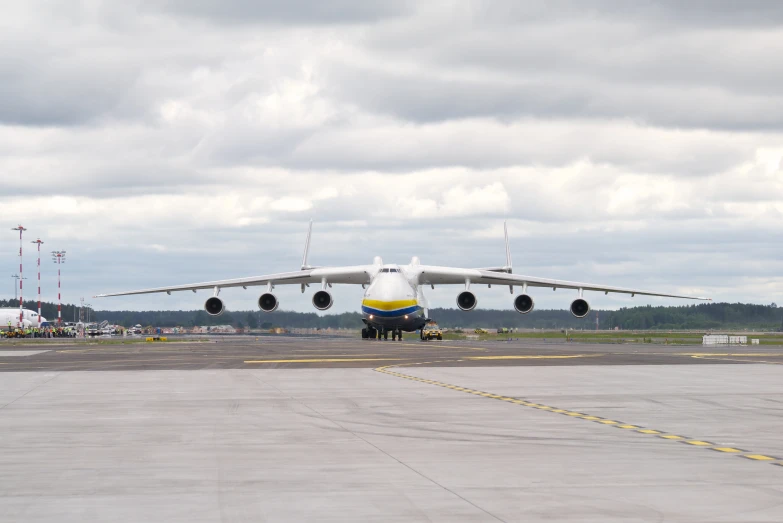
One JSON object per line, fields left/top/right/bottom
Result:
{"left": 4, "top": 299, "right": 781, "bottom": 331}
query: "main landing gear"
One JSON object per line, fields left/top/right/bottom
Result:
{"left": 362, "top": 327, "right": 402, "bottom": 341}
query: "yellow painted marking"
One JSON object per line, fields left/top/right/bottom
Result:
{"left": 466, "top": 354, "right": 603, "bottom": 360}
{"left": 374, "top": 364, "right": 782, "bottom": 471}
{"left": 245, "top": 358, "right": 400, "bottom": 363}
{"left": 676, "top": 353, "right": 783, "bottom": 357}
{"left": 361, "top": 298, "right": 418, "bottom": 311}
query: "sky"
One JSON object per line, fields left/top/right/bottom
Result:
{"left": 1, "top": 0, "right": 782, "bottom": 314}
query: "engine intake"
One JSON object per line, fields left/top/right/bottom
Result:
{"left": 258, "top": 293, "right": 278, "bottom": 313}
{"left": 312, "top": 290, "right": 333, "bottom": 311}
{"left": 456, "top": 291, "right": 477, "bottom": 311}
{"left": 204, "top": 296, "right": 225, "bottom": 317}
{"left": 570, "top": 298, "right": 590, "bottom": 318}
{"left": 514, "top": 294, "right": 534, "bottom": 314}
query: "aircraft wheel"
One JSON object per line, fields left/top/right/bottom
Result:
{"left": 384, "top": 329, "right": 388, "bottom": 340}
{"left": 397, "top": 330, "right": 403, "bottom": 341}
{"left": 361, "top": 328, "right": 368, "bottom": 339}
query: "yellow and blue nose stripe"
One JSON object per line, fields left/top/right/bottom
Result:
{"left": 361, "top": 299, "right": 421, "bottom": 318}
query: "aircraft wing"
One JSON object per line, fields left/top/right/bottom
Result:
{"left": 416, "top": 265, "right": 710, "bottom": 300}
{"left": 94, "top": 266, "right": 374, "bottom": 298}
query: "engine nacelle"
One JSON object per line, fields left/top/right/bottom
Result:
{"left": 258, "top": 293, "right": 279, "bottom": 313}
{"left": 204, "top": 296, "right": 225, "bottom": 317}
{"left": 312, "top": 290, "right": 333, "bottom": 311}
{"left": 514, "top": 294, "right": 534, "bottom": 314}
{"left": 570, "top": 298, "right": 590, "bottom": 318}
{"left": 456, "top": 291, "right": 477, "bottom": 311}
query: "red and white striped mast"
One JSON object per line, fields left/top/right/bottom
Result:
{"left": 31, "top": 239, "right": 44, "bottom": 327}
{"left": 51, "top": 251, "right": 66, "bottom": 325}
{"left": 11, "top": 225, "right": 26, "bottom": 328}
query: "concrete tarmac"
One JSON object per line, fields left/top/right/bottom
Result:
{"left": 2, "top": 335, "right": 783, "bottom": 371}
{"left": 1, "top": 336, "right": 783, "bottom": 521}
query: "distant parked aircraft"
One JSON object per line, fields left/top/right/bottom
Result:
{"left": 1, "top": 308, "right": 48, "bottom": 328}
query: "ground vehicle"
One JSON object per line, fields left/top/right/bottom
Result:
{"left": 474, "top": 328, "right": 488, "bottom": 334}
{"left": 421, "top": 323, "right": 443, "bottom": 341}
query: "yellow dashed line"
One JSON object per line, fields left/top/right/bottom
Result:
{"left": 675, "top": 353, "right": 783, "bottom": 357}
{"left": 373, "top": 364, "right": 781, "bottom": 470}
{"left": 466, "top": 354, "right": 603, "bottom": 360}
{"left": 245, "top": 358, "right": 400, "bottom": 363}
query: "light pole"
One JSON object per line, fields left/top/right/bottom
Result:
{"left": 11, "top": 225, "right": 27, "bottom": 328}
{"left": 11, "top": 274, "right": 27, "bottom": 302}
{"left": 51, "top": 251, "right": 66, "bottom": 325}
{"left": 31, "top": 239, "right": 44, "bottom": 327}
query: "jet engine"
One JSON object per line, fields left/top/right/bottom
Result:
{"left": 312, "top": 290, "right": 333, "bottom": 311}
{"left": 570, "top": 298, "right": 590, "bottom": 318}
{"left": 456, "top": 291, "right": 477, "bottom": 311}
{"left": 204, "top": 296, "right": 225, "bottom": 317}
{"left": 258, "top": 293, "right": 279, "bottom": 313}
{"left": 513, "top": 294, "right": 534, "bottom": 314}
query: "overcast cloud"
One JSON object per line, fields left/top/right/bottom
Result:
{"left": 1, "top": 1, "right": 781, "bottom": 314}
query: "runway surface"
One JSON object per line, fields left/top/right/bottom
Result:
{"left": 2, "top": 336, "right": 783, "bottom": 521}
{"left": 2, "top": 335, "right": 783, "bottom": 371}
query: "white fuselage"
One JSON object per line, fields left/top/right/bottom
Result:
{"left": 0, "top": 308, "right": 48, "bottom": 328}
{"left": 360, "top": 265, "right": 427, "bottom": 332}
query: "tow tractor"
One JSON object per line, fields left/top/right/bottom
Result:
{"left": 420, "top": 322, "right": 443, "bottom": 341}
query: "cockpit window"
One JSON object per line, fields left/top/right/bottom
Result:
{"left": 380, "top": 268, "right": 399, "bottom": 273}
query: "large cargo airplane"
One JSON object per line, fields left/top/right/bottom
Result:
{"left": 96, "top": 222, "right": 709, "bottom": 340}
{"left": 1, "top": 308, "right": 48, "bottom": 328}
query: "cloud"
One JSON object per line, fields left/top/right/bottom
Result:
{"left": 152, "top": 0, "right": 413, "bottom": 25}
{"left": 1, "top": 1, "right": 782, "bottom": 314}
